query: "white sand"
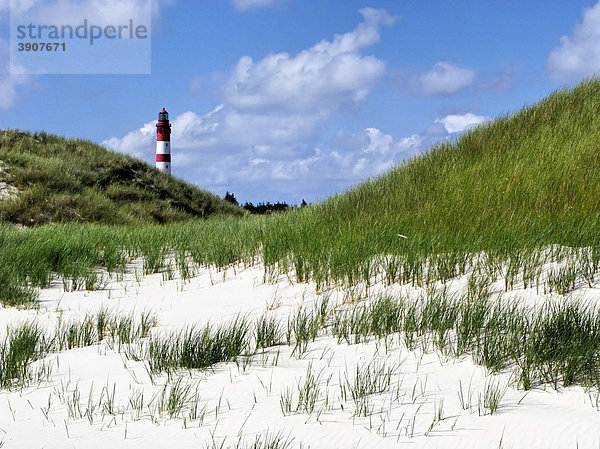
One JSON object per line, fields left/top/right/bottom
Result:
{"left": 1, "top": 259, "right": 600, "bottom": 448}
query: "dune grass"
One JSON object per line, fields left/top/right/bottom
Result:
{"left": 0, "top": 218, "right": 264, "bottom": 306}
{"left": 3, "top": 80, "right": 600, "bottom": 305}
{"left": 205, "top": 431, "right": 294, "bottom": 449}
{"left": 2, "top": 80, "right": 600, "bottom": 396}
{"left": 332, "top": 289, "right": 600, "bottom": 391}
{"left": 0, "top": 129, "right": 244, "bottom": 226}
{"left": 144, "top": 316, "right": 251, "bottom": 374}
{"left": 0, "top": 310, "right": 158, "bottom": 388}
{"left": 0, "top": 321, "right": 49, "bottom": 388}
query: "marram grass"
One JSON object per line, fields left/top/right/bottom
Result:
{"left": 4, "top": 81, "right": 600, "bottom": 302}
{"left": 0, "top": 129, "right": 244, "bottom": 226}
{"left": 0, "top": 310, "right": 157, "bottom": 388}
{"left": 2, "top": 80, "right": 600, "bottom": 394}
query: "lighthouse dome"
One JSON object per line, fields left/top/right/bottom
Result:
{"left": 158, "top": 108, "right": 169, "bottom": 121}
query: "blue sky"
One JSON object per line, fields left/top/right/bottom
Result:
{"left": 1, "top": 0, "right": 600, "bottom": 205}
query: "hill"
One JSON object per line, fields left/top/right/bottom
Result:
{"left": 0, "top": 130, "right": 244, "bottom": 226}
{"left": 293, "top": 78, "right": 600, "bottom": 254}
{"left": 235, "top": 78, "right": 600, "bottom": 282}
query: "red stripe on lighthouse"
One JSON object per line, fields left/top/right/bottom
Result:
{"left": 156, "top": 153, "right": 171, "bottom": 162}
{"left": 157, "top": 120, "right": 171, "bottom": 141}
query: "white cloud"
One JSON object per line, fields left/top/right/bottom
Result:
{"left": 103, "top": 116, "right": 422, "bottom": 202}
{"left": 5, "top": 0, "right": 175, "bottom": 27}
{"left": 101, "top": 3, "right": 488, "bottom": 204}
{"left": 108, "top": 8, "right": 398, "bottom": 158}
{"left": 0, "top": 0, "right": 9, "bottom": 19}
{"left": 104, "top": 8, "right": 402, "bottom": 202}
{"left": 104, "top": 104, "right": 320, "bottom": 162}
{"left": 104, "top": 106, "right": 219, "bottom": 158}
{"left": 207, "top": 127, "right": 421, "bottom": 199}
{"left": 224, "top": 7, "right": 397, "bottom": 114}
{"left": 20, "top": 0, "right": 152, "bottom": 26}
{"left": 363, "top": 127, "right": 393, "bottom": 154}
{"left": 0, "top": 39, "right": 30, "bottom": 110}
{"left": 404, "top": 62, "right": 475, "bottom": 96}
{"left": 0, "top": 75, "right": 28, "bottom": 110}
{"left": 435, "top": 113, "right": 488, "bottom": 134}
{"left": 230, "top": 0, "right": 280, "bottom": 11}
{"left": 547, "top": 1, "right": 600, "bottom": 81}
{"left": 102, "top": 121, "right": 155, "bottom": 159}
{"left": 103, "top": 110, "right": 489, "bottom": 203}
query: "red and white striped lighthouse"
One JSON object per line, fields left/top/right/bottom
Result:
{"left": 156, "top": 108, "right": 171, "bottom": 174}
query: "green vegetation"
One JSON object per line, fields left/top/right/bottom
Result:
{"left": 0, "top": 310, "right": 157, "bottom": 388}
{"left": 342, "top": 360, "right": 395, "bottom": 417}
{"left": 3, "top": 80, "right": 600, "bottom": 305}
{"left": 0, "top": 321, "right": 48, "bottom": 388}
{"left": 286, "top": 297, "right": 328, "bottom": 357}
{"left": 255, "top": 313, "right": 284, "bottom": 350}
{"left": 0, "top": 129, "right": 244, "bottom": 226}
{"left": 332, "top": 290, "right": 600, "bottom": 391}
{"left": 205, "top": 431, "right": 294, "bottom": 449}
{"left": 255, "top": 78, "right": 600, "bottom": 281}
{"left": 0, "top": 218, "right": 263, "bottom": 307}
{"left": 145, "top": 316, "right": 251, "bottom": 374}
{"left": 3, "top": 80, "right": 600, "bottom": 404}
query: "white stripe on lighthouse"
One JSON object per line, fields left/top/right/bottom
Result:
{"left": 156, "top": 162, "right": 170, "bottom": 173}
{"left": 156, "top": 141, "right": 170, "bottom": 154}
{"left": 156, "top": 141, "right": 171, "bottom": 174}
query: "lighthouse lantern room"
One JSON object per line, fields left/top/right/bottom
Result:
{"left": 156, "top": 108, "right": 171, "bottom": 174}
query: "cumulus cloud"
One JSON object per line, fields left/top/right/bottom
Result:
{"left": 435, "top": 113, "right": 488, "bottom": 134}
{"left": 112, "top": 7, "right": 395, "bottom": 161}
{"left": 547, "top": 1, "right": 600, "bottom": 81}
{"left": 401, "top": 62, "right": 475, "bottom": 96}
{"left": 230, "top": 0, "right": 281, "bottom": 11}
{"left": 243, "top": 113, "right": 484, "bottom": 198}
{"left": 104, "top": 8, "right": 406, "bottom": 202}
{"left": 14, "top": 0, "right": 152, "bottom": 26}
{"left": 101, "top": 7, "right": 489, "bottom": 203}
{"left": 105, "top": 104, "right": 320, "bottom": 161}
{"left": 0, "top": 0, "right": 8, "bottom": 19}
{"left": 197, "top": 126, "right": 420, "bottom": 200}
{"left": 105, "top": 112, "right": 487, "bottom": 203}
{"left": 224, "top": 7, "right": 397, "bottom": 114}
{"left": 0, "top": 39, "right": 29, "bottom": 110}
{"left": 103, "top": 121, "right": 155, "bottom": 159}
{"left": 108, "top": 8, "right": 398, "bottom": 156}
{"left": 0, "top": 75, "right": 29, "bottom": 110}
{"left": 6, "top": 0, "right": 176, "bottom": 27}
{"left": 107, "top": 9, "right": 398, "bottom": 147}
{"left": 104, "top": 115, "right": 424, "bottom": 203}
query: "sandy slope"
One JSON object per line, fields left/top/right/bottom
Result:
{"left": 1, "top": 260, "right": 600, "bottom": 449}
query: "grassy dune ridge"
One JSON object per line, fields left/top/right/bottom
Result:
{"left": 309, "top": 78, "right": 600, "bottom": 248}
{"left": 0, "top": 130, "right": 244, "bottom": 225}
{"left": 2, "top": 80, "right": 600, "bottom": 305}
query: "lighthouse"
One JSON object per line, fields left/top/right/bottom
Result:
{"left": 156, "top": 108, "right": 171, "bottom": 174}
